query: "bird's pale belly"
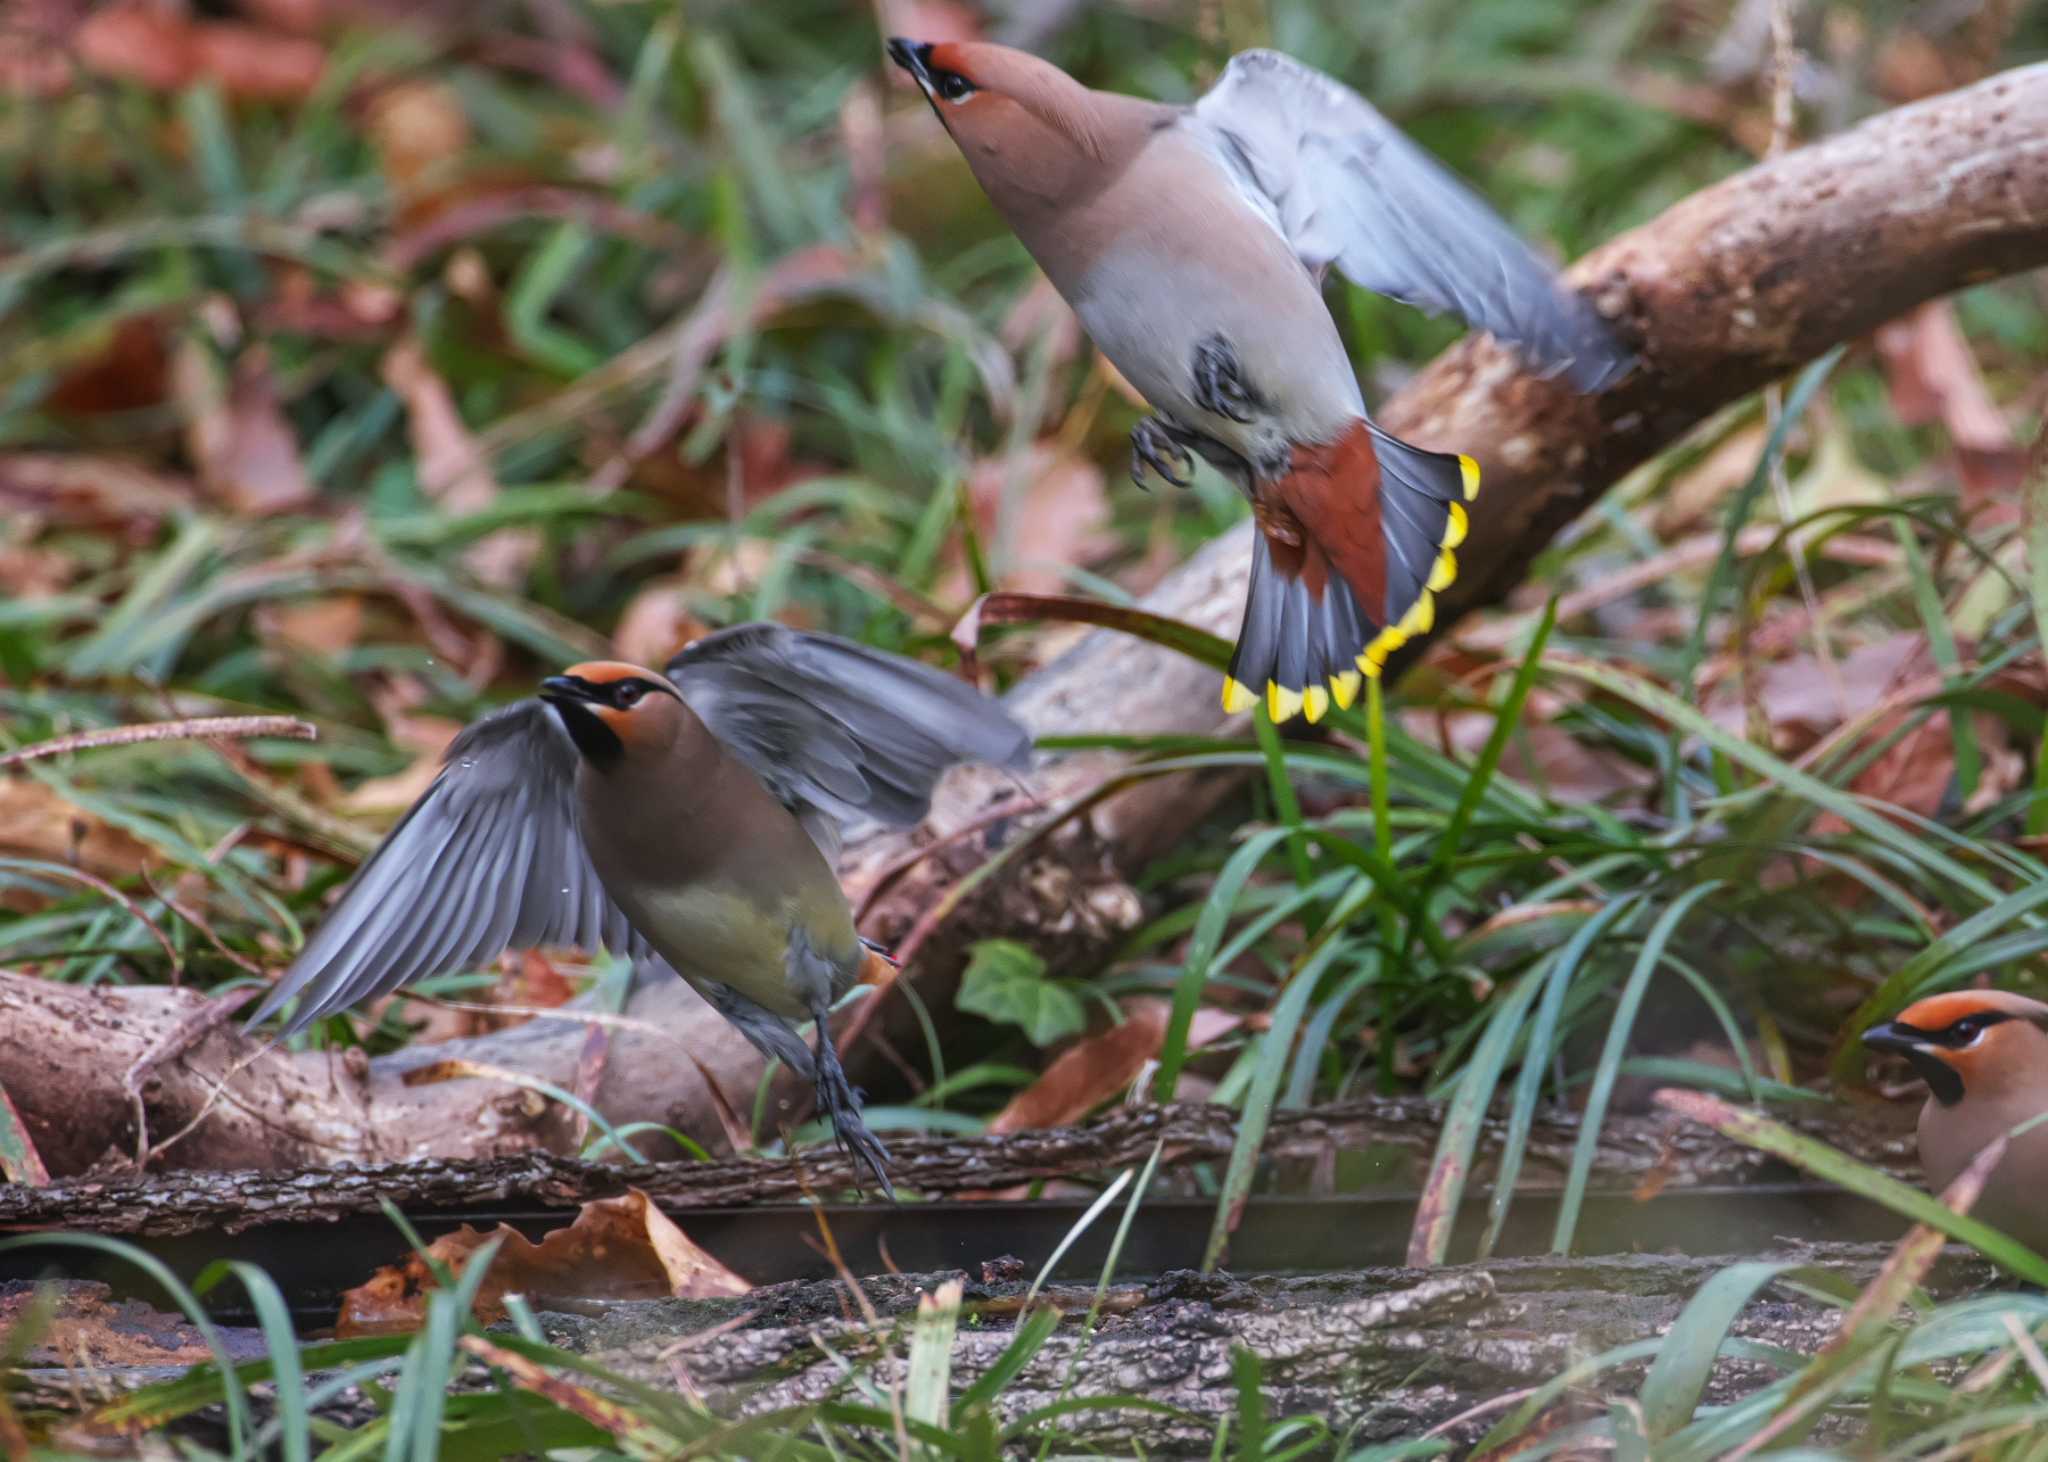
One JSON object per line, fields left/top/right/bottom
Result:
{"left": 1069, "top": 247, "right": 1361, "bottom": 474}
{"left": 617, "top": 881, "right": 811, "bottom": 1017}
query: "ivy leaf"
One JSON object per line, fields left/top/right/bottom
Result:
{"left": 956, "top": 940, "right": 1085, "bottom": 1047}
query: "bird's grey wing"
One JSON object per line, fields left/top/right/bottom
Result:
{"left": 1190, "top": 49, "right": 1631, "bottom": 392}
{"left": 246, "top": 700, "right": 644, "bottom": 1039}
{"left": 666, "top": 623, "right": 1033, "bottom": 859}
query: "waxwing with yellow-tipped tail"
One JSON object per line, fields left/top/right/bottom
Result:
{"left": 1863, "top": 990, "right": 2048, "bottom": 1252}
{"left": 247, "top": 624, "right": 1033, "bottom": 1195}
{"left": 888, "top": 38, "right": 1630, "bottom": 723}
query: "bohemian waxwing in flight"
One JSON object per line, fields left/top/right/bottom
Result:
{"left": 888, "top": 40, "right": 1631, "bottom": 724}
{"left": 248, "top": 624, "right": 1034, "bottom": 1195}
{"left": 1862, "top": 990, "right": 2048, "bottom": 1252}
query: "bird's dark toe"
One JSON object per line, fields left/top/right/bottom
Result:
{"left": 1130, "top": 418, "right": 1194, "bottom": 490}
{"left": 814, "top": 1061, "right": 896, "bottom": 1199}
{"left": 1192, "top": 336, "right": 1258, "bottom": 425}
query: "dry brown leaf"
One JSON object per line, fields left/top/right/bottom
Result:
{"left": 176, "top": 343, "right": 318, "bottom": 516}
{"left": 0, "top": 453, "right": 194, "bottom": 528}
{"left": 363, "top": 77, "right": 471, "bottom": 197}
{"left": 72, "top": 4, "right": 326, "bottom": 100}
{"left": 998, "top": 273, "right": 1083, "bottom": 370}
{"left": 1875, "top": 299, "right": 2022, "bottom": 503}
{"left": 989, "top": 998, "right": 1241, "bottom": 1134}
{"left": 1412, "top": 705, "right": 1655, "bottom": 805}
{"left": 0, "top": 779, "right": 152, "bottom": 881}
{"left": 45, "top": 314, "right": 172, "bottom": 417}
{"left": 0, "top": 542, "right": 78, "bottom": 600}
{"left": 336, "top": 1189, "right": 750, "bottom": 1338}
{"left": 942, "top": 443, "right": 1115, "bottom": 602}
{"left": 340, "top": 712, "right": 460, "bottom": 816}
{"left": 1, "top": 1279, "right": 268, "bottom": 1368}
{"left": 259, "top": 266, "right": 404, "bottom": 342}
{"left": 1651, "top": 420, "right": 1768, "bottom": 539}
{"left": 873, "top": 0, "right": 982, "bottom": 53}
{"left": 257, "top": 595, "right": 365, "bottom": 657}
{"left": 1725, "top": 632, "right": 1924, "bottom": 747}
{"left": 612, "top": 579, "right": 709, "bottom": 667}
{"left": 382, "top": 337, "right": 536, "bottom": 588}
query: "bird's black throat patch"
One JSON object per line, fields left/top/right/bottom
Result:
{"left": 544, "top": 697, "right": 624, "bottom": 770}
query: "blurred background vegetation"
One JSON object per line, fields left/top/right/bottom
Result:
{"left": 6, "top": 0, "right": 2048, "bottom": 1454}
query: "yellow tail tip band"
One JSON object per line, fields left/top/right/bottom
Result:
{"left": 1429, "top": 548, "right": 1457, "bottom": 594}
{"left": 1444, "top": 501, "right": 1469, "bottom": 549}
{"left": 1458, "top": 455, "right": 1481, "bottom": 502}
{"left": 1398, "top": 590, "right": 1435, "bottom": 638}
{"left": 1330, "top": 669, "right": 1361, "bottom": 710}
{"left": 1222, "top": 677, "right": 1258, "bottom": 714}
{"left": 1266, "top": 681, "right": 1304, "bottom": 724}
{"left": 1302, "top": 685, "right": 1330, "bottom": 724}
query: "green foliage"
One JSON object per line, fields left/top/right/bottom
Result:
{"left": 957, "top": 939, "right": 1088, "bottom": 1047}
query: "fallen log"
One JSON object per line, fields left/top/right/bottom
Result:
{"left": 0, "top": 1097, "right": 1915, "bottom": 1238}
{"left": 11, "top": 1249, "right": 2010, "bottom": 1452}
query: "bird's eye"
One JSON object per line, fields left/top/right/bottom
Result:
{"left": 932, "top": 70, "right": 975, "bottom": 102}
{"left": 614, "top": 682, "right": 645, "bottom": 709}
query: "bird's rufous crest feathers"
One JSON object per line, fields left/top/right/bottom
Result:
{"left": 555, "top": 660, "right": 683, "bottom": 744}
{"left": 925, "top": 42, "right": 1106, "bottom": 162}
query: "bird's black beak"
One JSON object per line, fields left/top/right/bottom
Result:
{"left": 887, "top": 37, "right": 933, "bottom": 85}
{"left": 540, "top": 675, "right": 625, "bottom": 769}
{"left": 1862, "top": 1020, "right": 1965, "bottom": 1106}
{"left": 539, "top": 674, "right": 600, "bottom": 707}
{"left": 1861, "top": 1021, "right": 1926, "bottom": 1058}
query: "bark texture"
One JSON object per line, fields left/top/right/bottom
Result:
{"left": 0, "top": 1097, "right": 1916, "bottom": 1237}
{"left": 0, "top": 67, "right": 2042, "bottom": 1173}
{"left": 20, "top": 1251, "right": 2009, "bottom": 1453}
{"left": 574, "top": 1249, "right": 2002, "bottom": 1451}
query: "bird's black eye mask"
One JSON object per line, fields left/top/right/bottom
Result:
{"left": 1866, "top": 1011, "right": 2018, "bottom": 1107}
{"left": 538, "top": 674, "right": 678, "bottom": 769}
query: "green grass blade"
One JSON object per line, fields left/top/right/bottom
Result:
{"left": 1430, "top": 598, "right": 1558, "bottom": 878}
{"left": 0, "top": 1233, "right": 251, "bottom": 1451}
{"left": 1155, "top": 825, "right": 1296, "bottom": 1101}
{"left": 1553, "top": 880, "right": 1723, "bottom": 1253}
{"left": 1638, "top": 1261, "right": 1801, "bottom": 1440}
{"left": 1656, "top": 1089, "right": 2048, "bottom": 1285}
{"left": 1202, "top": 940, "right": 1342, "bottom": 1272}
{"left": 905, "top": 1279, "right": 962, "bottom": 1445}
{"left": 1477, "top": 896, "right": 1645, "bottom": 1259}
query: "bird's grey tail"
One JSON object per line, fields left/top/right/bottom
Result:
{"left": 1225, "top": 421, "right": 1476, "bottom": 724}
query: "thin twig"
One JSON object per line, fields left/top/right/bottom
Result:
{"left": 122, "top": 987, "right": 261, "bottom": 1170}
{"left": 0, "top": 716, "right": 316, "bottom": 771}
{"left": 1759, "top": 0, "right": 1850, "bottom": 721}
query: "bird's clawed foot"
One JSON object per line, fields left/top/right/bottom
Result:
{"left": 1192, "top": 334, "right": 1257, "bottom": 424}
{"left": 1130, "top": 416, "right": 1195, "bottom": 490}
{"left": 812, "top": 1021, "right": 896, "bottom": 1199}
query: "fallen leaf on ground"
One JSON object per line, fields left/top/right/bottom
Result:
{"left": 71, "top": 3, "right": 326, "bottom": 100}
{"left": 256, "top": 595, "right": 365, "bottom": 657}
{"left": 1875, "top": 299, "right": 2022, "bottom": 503}
{"left": 0, "top": 1279, "right": 269, "bottom": 1368}
{"left": 941, "top": 443, "right": 1116, "bottom": 602}
{"left": 990, "top": 998, "right": 1241, "bottom": 1134}
{"left": 612, "top": 580, "right": 709, "bottom": 667}
{"left": 0, "top": 780, "right": 152, "bottom": 882}
{"left": 44, "top": 314, "right": 172, "bottom": 417}
{"left": 336, "top": 1189, "right": 750, "bottom": 1337}
{"left": 339, "top": 707, "right": 460, "bottom": 816}
{"left": 362, "top": 77, "right": 471, "bottom": 197}
{"left": 382, "top": 337, "right": 536, "bottom": 588}
{"left": 177, "top": 343, "right": 318, "bottom": 516}
{"left": 0, "top": 453, "right": 195, "bottom": 529}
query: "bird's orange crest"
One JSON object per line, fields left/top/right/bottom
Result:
{"left": 1895, "top": 989, "right": 2048, "bottom": 1034}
